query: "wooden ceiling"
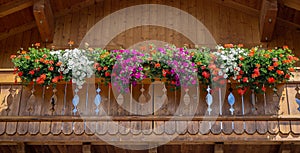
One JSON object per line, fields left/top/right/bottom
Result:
{"left": 0, "top": 0, "right": 299, "bottom": 43}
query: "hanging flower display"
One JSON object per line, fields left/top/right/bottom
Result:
{"left": 11, "top": 43, "right": 298, "bottom": 94}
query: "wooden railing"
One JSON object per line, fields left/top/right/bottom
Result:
{"left": 0, "top": 69, "right": 300, "bottom": 137}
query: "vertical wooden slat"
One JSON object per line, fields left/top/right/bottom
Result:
{"left": 6, "top": 85, "right": 22, "bottom": 135}
{"left": 287, "top": 83, "right": 300, "bottom": 134}
{"left": 28, "top": 85, "right": 44, "bottom": 135}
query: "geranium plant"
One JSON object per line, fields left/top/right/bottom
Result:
{"left": 236, "top": 46, "right": 299, "bottom": 93}
{"left": 11, "top": 44, "right": 63, "bottom": 86}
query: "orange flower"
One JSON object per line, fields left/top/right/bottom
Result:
{"left": 288, "top": 67, "right": 295, "bottom": 72}
{"left": 52, "top": 77, "right": 59, "bottom": 83}
{"left": 249, "top": 48, "right": 255, "bottom": 57}
{"left": 268, "top": 66, "right": 274, "bottom": 71}
{"left": 239, "top": 56, "right": 244, "bottom": 61}
{"left": 56, "top": 62, "right": 62, "bottom": 66}
{"left": 283, "top": 45, "right": 289, "bottom": 50}
{"left": 49, "top": 60, "right": 54, "bottom": 65}
{"left": 196, "top": 61, "right": 202, "bottom": 65}
{"left": 35, "top": 43, "right": 40, "bottom": 47}
{"left": 276, "top": 70, "right": 284, "bottom": 75}
{"left": 237, "top": 44, "right": 244, "bottom": 48}
{"left": 256, "top": 64, "right": 261, "bottom": 68}
{"left": 103, "top": 66, "right": 108, "bottom": 71}
{"left": 68, "top": 40, "right": 74, "bottom": 46}
{"left": 25, "top": 55, "right": 30, "bottom": 60}
{"left": 21, "top": 50, "right": 27, "bottom": 54}
{"left": 224, "top": 44, "right": 234, "bottom": 48}
{"left": 154, "top": 63, "right": 160, "bottom": 68}
{"left": 40, "top": 58, "right": 44, "bottom": 63}
{"left": 10, "top": 55, "right": 16, "bottom": 59}
{"left": 294, "top": 57, "right": 299, "bottom": 61}
{"left": 190, "top": 52, "right": 195, "bottom": 57}
{"left": 273, "top": 62, "right": 279, "bottom": 67}
{"left": 264, "top": 54, "right": 270, "bottom": 58}
{"left": 40, "top": 74, "right": 46, "bottom": 80}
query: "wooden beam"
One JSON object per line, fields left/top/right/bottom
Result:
{"left": 283, "top": 0, "right": 300, "bottom": 11}
{"left": 214, "top": 143, "right": 224, "bottom": 153}
{"left": 278, "top": 144, "right": 291, "bottom": 153}
{"left": 211, "top": 0, "right": 260, "bottom": 17}
{"left": 33, "top": 0, "right": 54, "bottom": 42}
{"left": 82, "top": 143, "right": 91, "bottom": 153}
{"left": 0, "top": 0, "right": 95, "bottom": 41}
{"left": 17, "top": 143, "right": 26, "bottom": 153}
{"left": 0, "top": 21, "right": 36, "bottom": 40}
{"left": 2, "top": 115, "right": 300, "bottom": 121}
{"left": 260, "top": 0, "right": 278, "bottom": 42}
{"left": 0, "top": 0, "right": 34, "bottom": 18}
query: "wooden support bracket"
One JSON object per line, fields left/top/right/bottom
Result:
{"left": 33, "top": 0, "right": 54, "bottom": 43}
{"left": 260, "top": 0, "right": 278, "bottom": 42}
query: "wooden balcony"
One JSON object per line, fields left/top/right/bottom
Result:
{"left": 0, "top": 69, "right": 300, "bottom": 144}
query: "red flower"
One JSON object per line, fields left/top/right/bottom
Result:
{"left": 202, "top": 71, "right": 210, "bottom": 79}
{"left": 29, "top": 70, "right": 35, "bottom": 75}
{"left": 273, "top": 62, "right": 279, "bottom": 67}
{"left": 49, "top": 60, "right": 54, "bottom": 65}
{"left": 40, "top": 74, "right": 46, "bottom": 80}
{"left": 285, "top": 74, "right": 290, "bottom": 79}
{"left": 268, "top": 77, "right": 275, "bottom": 84}
{"left": 97, "top": 67, "right": 102, "bottom": 71}
{"left": 103, "top": 66, "right": 108, "bottom": 71}
{"left": 242, "top": 77, "right": 248, "bottom": 83}
{"left": 276, "top": 70, "right": 284, "bottom": 75}
{"left": 238, "top": 88, "right": 247, "bottom": 95}
{"left": 262, "top": 85, "right": 266, "bottom": 92}
{"left": 18, "top": 72, "right": 23, "bottom": 77}
{"left": 162, "top": 69, "right": 167, "bottom": 77}
{"left": 105, "top": 72, "right": 110, "bottom": 77}
{"left": 94, "top": 63, "right": 100, "bottom": 68}
{"left": 236, "top": 75, "right": 242, "bottom": 80}
{"left": 36, "top": 77, "right": 44, "bottom": 84}
{"left": 52, "top": 77, "right": 59, "bottom": 83}
{"left": 48, "top": 67, "right": 54, "bottom": 71}
{"left": 252, "top": 68, "right": 260, "bottom": 78}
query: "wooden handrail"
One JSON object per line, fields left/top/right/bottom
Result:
{"left": 0, "top": 115, "right": 300, "bottom": 122}
{"left": 0, "top": 68, "right": 300, "bottom": 84}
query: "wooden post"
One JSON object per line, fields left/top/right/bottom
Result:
{"left": 260, "top": 0, "right": 278, "bottom": 42}
{"left": 17, "top": 143, "right": 26, "bottom": 153}
{"left": 82, "top": 143, "right": 91, "bottom": 153}
{"left": 33, "top": 0, "right": 54, "bottom": 43}
{"left": 214, "top": 143, "right": 224, "bottom": 153}
{"left": 278, "top": 144, "right": 291, "bottom": 153}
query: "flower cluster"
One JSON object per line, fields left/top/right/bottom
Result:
{"left": 11, "top": 45, "right": 63, "bottom": 86}
{"left": 58, "top": 48, "right": 94, "bottom": 89}
{"left": 149, "top": 45, "right": 198, "bottom": 87}
{"left": 111, "top": 49, "right": 146, "bottom": 93}
{"left": 236, "top": 46, "right": 299, "bottom": 93}
{"left": 11, "top": 43, "right": 298, "bottom": 94}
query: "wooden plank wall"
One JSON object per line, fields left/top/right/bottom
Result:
{"left": 0, "top": 0, "right": 299, "bottom": 68}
